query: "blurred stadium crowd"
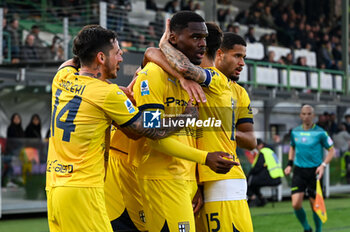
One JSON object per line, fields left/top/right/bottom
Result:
{"left": 0, "top": 0, "right": 347, "bottom": 71}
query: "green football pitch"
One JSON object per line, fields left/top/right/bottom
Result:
{"left": 0, "top": 194, "right": 349, "bottom": 232}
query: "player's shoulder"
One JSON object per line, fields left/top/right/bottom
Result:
{"left": 292, "top": 125, "right": 303, "bottom": 132}
{"left": 141, "top": 62, "right": 167, "bottom": 76}
{"left": 313, "top": 124, "right": 326, "bottom": 132}
{"left": 54, "top": 66, "right": 78, "bottom": 81}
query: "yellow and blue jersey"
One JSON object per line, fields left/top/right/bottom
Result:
{"left": 46, "top": 66, "right": 140, "bottom": 189}
{"left": 291, "top": 124, "right": 333, "bottom": 168}
{"left": 197, "top": 67, "right": 253, "bottom": 182}
{"left": 131, "top": 62, "right": 197, "bottom": 180}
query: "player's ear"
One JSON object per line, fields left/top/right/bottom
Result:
{"left": 97, "top": 52, "right": 105, "bottom": 64}
{"left": 168, "top": 32, "right": 177, "bottom": 45}
{"left": 216, "top": 49, "right": 224, "bottom": 62}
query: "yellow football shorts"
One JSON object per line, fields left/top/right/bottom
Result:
{"left": 104, "top": 152, "right": 146, "bottom": 231}
{"left": 198, "top": 199, "right": 253, "bottom": 232}
{"left": 139, "top": 179, "right": 197, "bottom": 232}
{"left": 47, "top": 186, "right": 112, "bottom": 232}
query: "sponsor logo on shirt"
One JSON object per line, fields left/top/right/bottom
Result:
{"left": 141, "top": 80, "right": 150, "bottom": 96}
{"left": 124, "top": 99, "right": 135, "bottom": 113}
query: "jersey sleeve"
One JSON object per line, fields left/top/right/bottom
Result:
{"left": 133, "top": 63, "right": 165, "bottom": 111}
{"left": 201, "top": 67, "right": 225, "bottom": 95}
{"left": 103, "top": 85, "right": 141, "bottom": 127}
{"left": 147, "top": 137, "right": 207, "bottom": 164}
{"left": 236, "top": 87, "right": 254, "bottom": 126}
{"left": 320, "top": 131, "right": 334, "bottom": 149}
{"left": 290, "top": 130, "right": 295, "bottom": 147}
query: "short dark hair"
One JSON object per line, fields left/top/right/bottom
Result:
{"left": 73, "top": 25, "right": 118, "bottom": 66}
{"left": 170, "top": 11, "right": 205, "bottom": 33}
{"left": 205, "top": 22, "right": 222, "bottom": 60}
{"left": 220, "top": 32, "right": 246, "bottom": 51}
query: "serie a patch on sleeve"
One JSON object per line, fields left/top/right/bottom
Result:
{"left": 141, "top": 80, "right": 150, "bottom": 96}
{"left": 124, "top": 99, "right": 136, "bottom": 113}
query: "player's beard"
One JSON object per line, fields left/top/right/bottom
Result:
{"left": 105, "top": 57, "right": 117, "bottom": 79}
{"left": 229, "top": 74, "right": 239, "bottom": 82}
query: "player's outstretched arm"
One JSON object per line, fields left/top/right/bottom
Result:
{"left": 144, "top": 48, "right": 206, "bottom": 103}
{"left": 148, "top": 137, "right": 238, "bottom": 174}
{"left": 119, "top": 99, "right": 198, "bottom": 140}
{"left": 159, "top": 19, "right": 207, "bottom": 83}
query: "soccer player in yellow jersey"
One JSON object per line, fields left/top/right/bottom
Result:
{"left": 118, "top": 12, "right": 237, "bottom": 232}
{"left": 46, "top": 25, "right": 201, "bottom": 232}
{"left": 156, "top": 23, "right": 257, "bottom": 231}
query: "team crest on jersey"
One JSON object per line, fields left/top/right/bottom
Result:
{"left": 178, "top": 221, "right": 190, "bottom": 232}
{"left": 141, "top": 80, "right": 150, "bottom": 96}
{"left": 139, "top": 210, "right": 146, "bottom": 223}
{"left": 124, "top": 99, "right": 135, "bottom": 113}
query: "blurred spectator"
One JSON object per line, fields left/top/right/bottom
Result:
{"left": 328, "top": 112, "right": 338, "bottom": 137}
{"left": 259, "top": 33, "right": 271, "bottom": 46}
{"left": 260, "top": 5, "right": 275, "bottom": 28}
{"left": 244, "top": 26, "right": 257, "bottom": 43}
{"left": 164, "top": 0, "right": 179, "bottom": 14}
{"left": 247, "top": 10, "right": 261, "bottom": 26}
{"left": 146, "top": 0, "right": 158, "bottom": 11}
{"left": 316, "top": 113, "right": 328, "bottom": 131}
{"left": 146, "top": 24, "right": 159, "bottom": 45}
{"left": 282, "top": 53, "right": 294, "bottom": 65}
{"left": 263, "top": 51, "right": 276, "bottom": 63}
{"left": 136, "top": 34, "right": 147, "bottom": 49}
{"left": 181, "top": 0, "right": 194, "bottom": 11}
{"left": 21, "top": 34, "right": 40, "bottom": 62}
{"left": 296, "top": 56, "right": 307, "bottom": 66}
{"left": 333, "top": 123, "right": 350, "bottom": 156}
{"left": 217, "top": 8, "right": 230, "bottom": 29}
{"left": 293, "top": 39, "right": 303, "bottom": 50}
{"left": 5, "top": 18, "right": 20, "bottom": 63}
{"left": 50, "top": 35, "right": 64, "bottom": 61}
{"left": 25, "top": 114, "right": 42, "bottom": 139}
{"left": 270, "top": 33, "right": 278, "bottom": 46}
{"left": 345, "top": 114, "right": 350, "bottom": 133}
{"left": 29, "top": 25, "right": 45, "bottom": 48}
{"left": 7, "top": 113, "right": 24, "bottom": 138}
{"left": 320, "top": 41, "right": 338, "bottom": 70}
{"left": 235, "top": 9, "right": 249, "bottom": 25}
{"left": 3, "top": 113, "right": 24, "bottom": 187}
{"left": 226, "top": 22, "right": 240, "bottom": 34}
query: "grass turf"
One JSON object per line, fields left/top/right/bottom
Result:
{"left": 0, "top": 194, "right": 349, "bottom": 231}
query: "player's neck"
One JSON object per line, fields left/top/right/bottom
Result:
{"left": 200, "top": 55, "right": 215, "bottom": 68}
{"left": 302, "top": 123, "right": 314, "bottom": 130}
{"left": 80, "top": 65, "right": 105, "bottom": 81}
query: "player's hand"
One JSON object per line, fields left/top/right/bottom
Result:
{"left": 205, "top": 152, "right": 239, "bottom": 174}
{"left": 315, "top": 165, "right": 325, "bottom": 179}
{"left": 159, "top": 19, "right": 171, "bottom": 47}
{"left": 192, "top": 187, "right": 203, "bottom": 214}
{"left": 284, "top": 166, "right": 292, "bottom": 176}
{"left": 184, "top": 99, "right": 199, "bottom": 120}
{"left": 119, "top": 86, "right": 136, "bottom": 105}
{"left": 179, "top": 77, "right": 206, "bottom": 103}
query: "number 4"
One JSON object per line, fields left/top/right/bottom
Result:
{"left": 51, "top": 89, "right": 82, "bottom": 142}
